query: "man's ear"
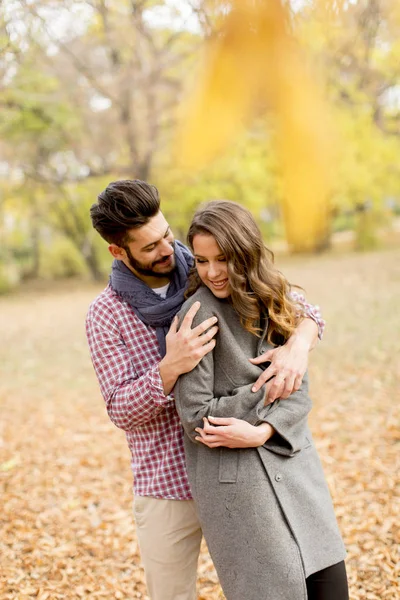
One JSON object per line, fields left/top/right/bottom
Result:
{"left": 108, "top": 244, "right": 126, "bottom": 260}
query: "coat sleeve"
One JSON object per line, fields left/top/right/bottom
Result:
{"left": 174, "top": 301, "right": 312, "bottom": 457}
{"left": 260, "top": 378, "right": 312, "bottom": 456}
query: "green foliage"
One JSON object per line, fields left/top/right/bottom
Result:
{"left": 89, "top": 233, "right": 114, "bottom": 278}
{"left": 332, "top": 108, "right": 400, "bottom": 211}
{"left": 0, "top": 262, "right": 20, "bottom": 295}
{"left": 39, "top": 237, "right": 88, "bottom": 280}
{"left": 354, "top": 210, "right": 380, "bottom": 251}
{"left": 0, "top": 65, "right": 79, "bottom": 152}
{"left": 0, "top": 0, "right": 399, "bottom": 288}
{"left": 157, "top": 126, "right": 280, "bottom": 241}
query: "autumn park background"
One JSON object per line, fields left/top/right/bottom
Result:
{"left": 0, "top": 1, "right": 399, "bottom": 599}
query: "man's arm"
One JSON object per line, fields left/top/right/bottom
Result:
{"left": 86, "top": 315, "right": 172, "bottom": 430}
{"left": 86, "top": 301, "right": 218, "bottom": 431}
{"left": 291, "top": 290, "right": 325, "bottom": 340}
{"left": 250, "top": 292, "right": 324, "bottom": 402}
{"left": 250, "top": 317, "right": 318, "bottom": 401}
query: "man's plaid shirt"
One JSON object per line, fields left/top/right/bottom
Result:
{"left": 86, "top": 284, "right": 325, "bottom": 500}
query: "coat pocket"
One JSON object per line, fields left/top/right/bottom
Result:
{"left": 219, "top": 448, "right": 239, "bottom": 483}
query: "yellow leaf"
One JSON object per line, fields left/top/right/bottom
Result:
{"left": 0, "top": 457, "right": 19, "bottom": 471}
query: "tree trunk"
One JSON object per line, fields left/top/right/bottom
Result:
{"left": 354, "top": 203, "right": 379, "bottom": 251}
{"left": 23, "top": 215, "right": 41, "bottom": 280}
{"left": 82, "top": 241, "right": 105, "bottom": 282}
{"left": 135, "top": 157, "right": 152, "bottom": 182}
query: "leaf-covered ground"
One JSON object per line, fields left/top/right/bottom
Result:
{"left": 0, "top": 249, "right": 399, "bottom": 599}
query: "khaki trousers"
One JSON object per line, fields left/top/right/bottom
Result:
{"left": 133, "top": 496, "right": 203, "bottom": 600}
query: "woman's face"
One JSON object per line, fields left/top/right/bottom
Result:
{"left": 192, "top": 234, "right": 231, "bottom": 298}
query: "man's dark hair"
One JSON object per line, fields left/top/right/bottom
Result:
{"left": 90, "top": 179, "right": 160, "bottom": 247}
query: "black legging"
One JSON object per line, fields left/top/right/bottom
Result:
{"left": 306, "top": 561, "right": 349, "bottom": 600}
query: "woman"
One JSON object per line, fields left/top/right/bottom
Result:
{"left": 174, "top": 201, "right": 349, "bottom": 600}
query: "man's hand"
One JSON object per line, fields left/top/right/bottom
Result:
{"left": 159, "top": 302, "right": 218, "bottom": 395}
{"left": 250, "top": 319, "right": 319, "bottom": 404}
{"left": 194, "top": 416, "right": 274, "bottom": 448}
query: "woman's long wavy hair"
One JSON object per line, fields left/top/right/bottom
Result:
{"left": 186, "top": 200, "right": 305, "bottom": 345}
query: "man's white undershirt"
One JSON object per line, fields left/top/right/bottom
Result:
{"left": 152, "top": 283, "right": 170, "bottom": 299}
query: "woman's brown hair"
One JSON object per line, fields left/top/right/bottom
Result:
{"left": 186, "top": 200, "right": 305, "bottom": 345}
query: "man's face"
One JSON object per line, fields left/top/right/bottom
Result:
{"left": 117, "top": 212, "right": 176, "bottom": 279}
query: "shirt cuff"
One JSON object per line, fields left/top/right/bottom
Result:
{"left": 151, "top": 365, "right": 174, "bottom": 406}
{"left": 290, "top": 291, "right": 326, "bottom": 340}
{"left": 307, "top": 309, "right": 325, "bottom": 340}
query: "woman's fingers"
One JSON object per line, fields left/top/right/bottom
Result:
{"left": 195, "top": 437, "right": 222, "bottom": 447}
{"left": 195, "top": 418, "right": 229, "bottom": 447}
{"left": 195, "top": 425, "right": 225, "bottom": 447}
{"left": 207, "top": 416, "right": 235, "bottom": 426}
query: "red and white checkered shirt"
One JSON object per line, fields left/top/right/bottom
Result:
{"left": 86, "top": 285, "right": 325, "bottom": 500}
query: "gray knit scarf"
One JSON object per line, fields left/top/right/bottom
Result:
{"left": 110, "top": 240, "right": 193, "bottom": 357}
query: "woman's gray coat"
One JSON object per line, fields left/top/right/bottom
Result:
{"left": 175, "top": 286, "right": 346, "bottom": 600}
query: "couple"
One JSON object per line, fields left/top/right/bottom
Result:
{"left": 86, "top": 180, "right": 348, "bottom": 600}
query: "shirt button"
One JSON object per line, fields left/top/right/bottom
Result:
{"left": 275, "top": 473, "right": 283, "bottom": 482}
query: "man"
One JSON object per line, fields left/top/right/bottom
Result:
{"left": 86, "top": 179, "right": 325, "bottom": 600}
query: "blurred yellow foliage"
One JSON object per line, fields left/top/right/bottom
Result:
{"left": 176, "top": 0, "right": 335, "bottom": 251}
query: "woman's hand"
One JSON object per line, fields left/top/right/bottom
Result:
{"left": 250, "top": 319, "right": 318, "bottom": 403}
{"left": 194, "top": 417, "right": 274, "bottom": 448}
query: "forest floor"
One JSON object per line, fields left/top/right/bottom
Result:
{"left": 0, "top": 248, "right": 399, "bottom": 599}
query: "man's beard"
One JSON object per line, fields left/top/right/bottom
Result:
{"left": 125, "top": 243, "right": 176, "bottom": 278}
